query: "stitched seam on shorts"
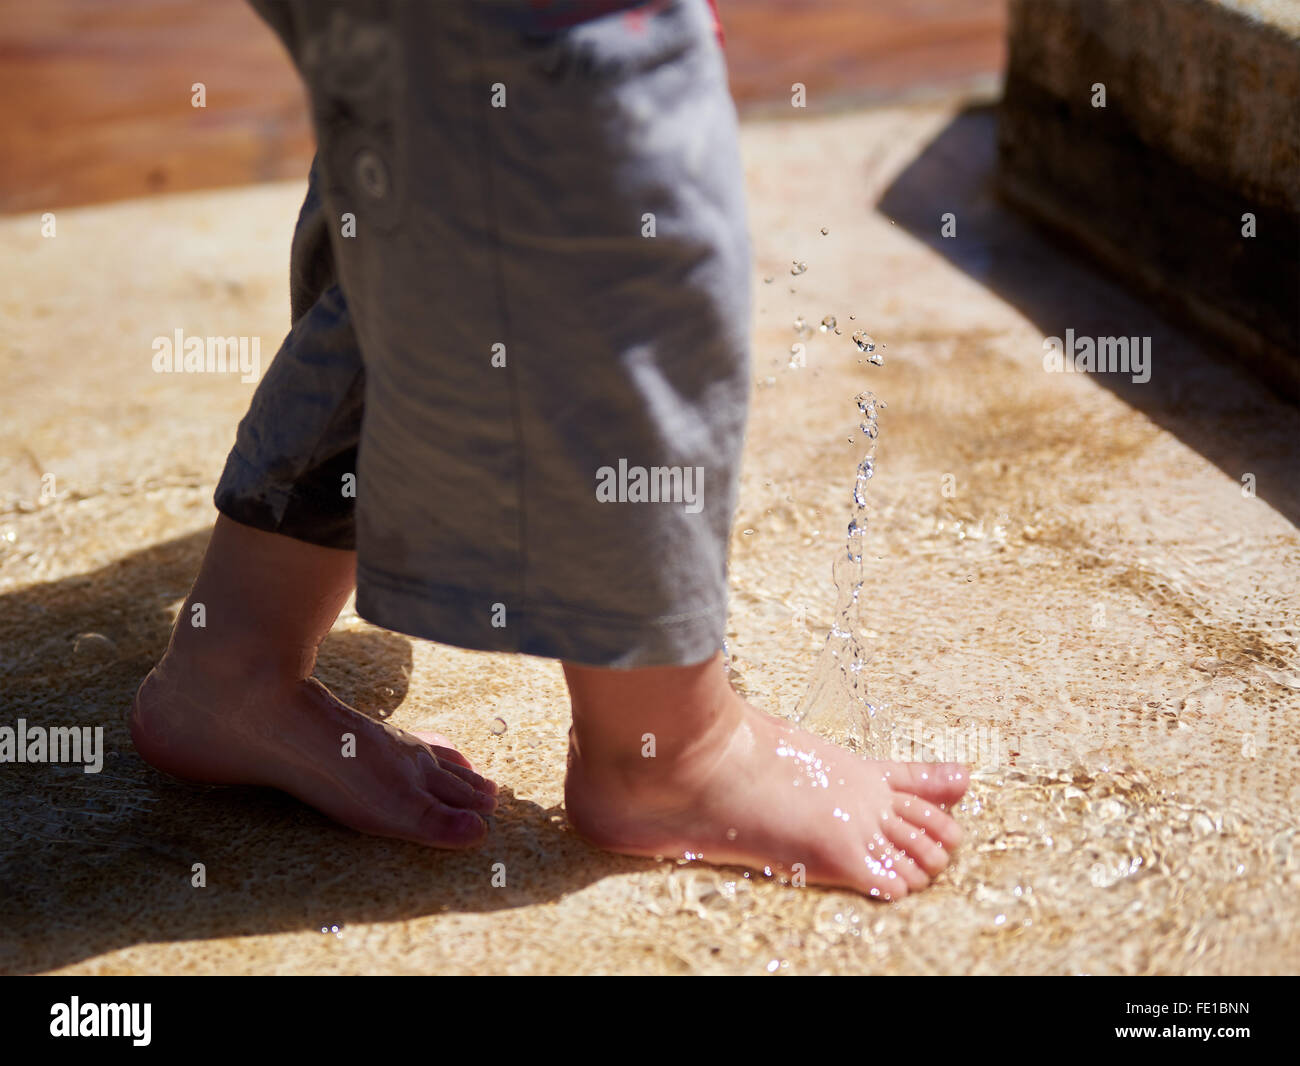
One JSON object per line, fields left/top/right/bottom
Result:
{"left": 358, "top": 562, "right": 724, "bottom": 630}
{"left": 468, "top": 8, "right": 530, "bottom": 624}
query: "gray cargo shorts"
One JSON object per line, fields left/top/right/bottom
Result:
{"left": 215, "top": 0, "right": 751, "bottom": 668}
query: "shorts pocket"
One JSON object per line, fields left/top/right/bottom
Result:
{"left": 293, "top": 0, "right": 407, "bottom": 234}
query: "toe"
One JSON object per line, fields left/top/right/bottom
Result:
{"left": 862, "top": 833, "right": 919, "bottom": 898}
{"left": 883, "top": 804, "right": 951, "bottom": 877}
{"left": 440, "top": 758, "right": 499, "bottom": 796}
{"left": 422, "top": 758, "right": 498, "bottom": 813}
{"left": 411, "top": 730, "right": 475, "bottom": 771}
{"left": 880, "top": 761, "right": 969, "bottom": 806}
{"left": 893, "top": 792, "right": 963, "bottom": 850}
{"left": 877, "top": 832, "right": 931, "bottom": 892}
{"left": 411, "top": 801, "right": 488, "bottom": 848}
{"left": 861, "top": 872, "right": 906, "bottom": 902}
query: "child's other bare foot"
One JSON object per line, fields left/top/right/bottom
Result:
{"left": 563, "top": 653, "right": 967, "bottom": 899}
{"left": 129, "top": 516, "right": 496, "bottom": 848}
{"left": 131, "top": 664, "right": 496, "bottom": 847}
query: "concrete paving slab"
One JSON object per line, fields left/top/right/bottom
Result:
{"left": 2, "top": 101, "right": 1297, "bottom": 975}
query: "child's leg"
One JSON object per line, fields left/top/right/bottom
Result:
{"left": 131, "top": 157, "right": 495, "bottom": 847}
{"left": 131, "top": 515, "right": 496, "bottom": 847}
{"left": 563, "top": 654, "right": 966, "bottom": 899}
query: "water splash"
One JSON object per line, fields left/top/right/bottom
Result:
{"left": 781, "top": 389, "right": 1297, "bottom": 964}
{"left": 794, "top": 392, "right": 889, "bottom": 755}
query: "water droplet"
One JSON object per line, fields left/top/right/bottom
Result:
{"left": 793, "top": 315, "right": 812, "bottom": 338}
{"left": 72, "top": 632, "right": 117, "bottom": 663}
{"left": 853, "top": 460, "right": 874, "bottom": 502}
{"left": 766, "top": 959, "right": 780, "bottom": 972}
{"left": 848, "top": 313, "right": 856, "bottom": 320}
{"left": 820, "top": 226, "right": 829, "bottom": 235}
{"left": 820, "top": 314, "right": 836, "bottom": 332}
{"left": 851, "top": 330, "right": 875, "bottom": 353}
{"left": 763, "top": 275, "right": 774, "bottom": 284}
{"left": 725, "top": 827, "right": 738, "bottom": 840}
{"left": 742, "top": 528, "right": 755, "bottom": 536}
{"left": 790, "top": 260, "right": 807, "bottom": 275}
{"left": 490, "top": 717, "right": 507, "bottom": 735}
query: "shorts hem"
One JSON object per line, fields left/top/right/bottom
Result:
{"left": 214, "top": 447, "right": 357, "bottom": 550}
{"left": 355, "top": 563, "right": 724, "bottom": 669}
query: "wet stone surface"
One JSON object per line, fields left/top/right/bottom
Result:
{"left": 1, "top": 102, "right": 1297, "bottom": 974}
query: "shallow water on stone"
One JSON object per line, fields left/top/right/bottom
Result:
{"left": 4, "top": 183, "right": 1298, "bottom": 973}
{"left": 728, "top": 383, "right": 1300, "bottom": 973}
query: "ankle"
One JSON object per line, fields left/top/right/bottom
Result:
{"left": 159, "top": 629, "right": 310, "bottom": 688}
{"left": 568, "top": 682, "right": 747, "bottom": 796}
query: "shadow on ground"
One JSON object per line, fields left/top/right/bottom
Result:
{"left": 876, "top": 104, "right": 1300, "bottom": 527}
{"left": 0, "top": 529, "right": 627, "bottom": 974}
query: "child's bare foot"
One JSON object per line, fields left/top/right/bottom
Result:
{"left": 131, "top": 660, "right": 496, "bottom": 848}
{"left": 563, "top": 653, "right": 967, "bottom": 899}
{"left": 130, "top": 515, "right": 495, "bottom": 848}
